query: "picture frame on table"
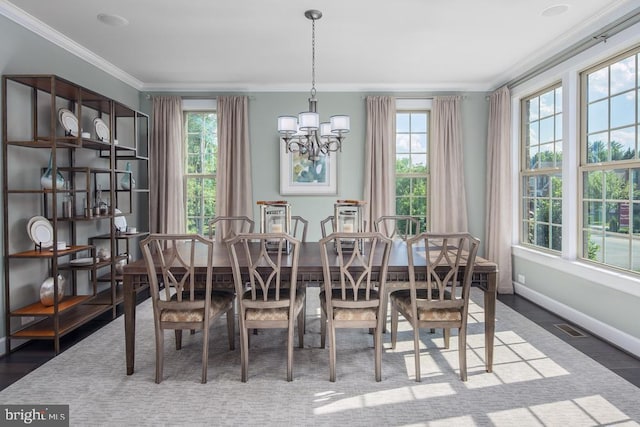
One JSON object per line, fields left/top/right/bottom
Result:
{"left": 279, "top": 141, "right": 337, "bottom": 195}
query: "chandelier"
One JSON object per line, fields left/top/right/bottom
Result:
{"left": 277, "top": 9, "right": 350, "bottom": 162}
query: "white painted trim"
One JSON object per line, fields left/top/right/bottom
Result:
{"left": 513, "top": 281, "right": 640, "bottom": 358}
{"left": 513, "top": 245, "right": 640, "bottom": 298}
{"left": 0, "top": 1, "right": 143, "bottom": 90}
{"left": 182, "top": 99, "right": 217, "bottom": 111}
{"left": 140, "top": 81, "right": 495, "bottom": 92}
{"left": 0, "top": 337, "right": 4, "bottom": 357}
{"left": 395, "top": 98, "right": 432, "bottom": 110}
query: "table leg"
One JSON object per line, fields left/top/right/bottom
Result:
{"left": 484, "top": 271, "right": 497, "bottom": 372}
{"left": 124, "top": 274, "right": 136, "bottom": 375}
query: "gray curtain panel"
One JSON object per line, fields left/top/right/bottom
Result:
{"left": 364, "top": 96, "right": 396, "bottom": 230}
{"left": 214, "top": 96, "right": 253, "bottom": 241}
{"left": 150, "top": 96, "right": 185, "bottom": 234}
{"left": 486, "top": 86, "right": 514, "bottom": 294}
{"left": 431, "top": 96, "right": 469, "bottom": 232}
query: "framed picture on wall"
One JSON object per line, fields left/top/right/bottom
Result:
{"left": 279, "top": 141, "right": 337, "bottom": 195}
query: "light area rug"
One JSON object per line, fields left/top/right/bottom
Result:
{"left": 1, "top": 288, "right": 639, "bottom": 427}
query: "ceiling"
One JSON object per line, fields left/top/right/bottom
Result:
{"left": 1, "top": 0, "right": 638, "bottom": 92}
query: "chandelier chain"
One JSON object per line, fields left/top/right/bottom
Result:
{"left": 311, "top": 18, "right": 316, "bottom": 98}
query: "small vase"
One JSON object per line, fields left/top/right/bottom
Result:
{"left": 40, "top": 274, "right": 66, "bottom": 306}
{"left": 120, "top": 162, "right": 135, "bottom": 190}
{"left": 40, "top": 152, "right": 65, "bottom": 190}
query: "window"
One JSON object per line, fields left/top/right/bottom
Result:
{"left": 520, "top": 84, "right": 563, "bottom": 251}
{"left": 395, "top": 110, "right": 429, "bottom": 232}
{"left": 580, "top": 48, "right": 640, "bottom": 272}
{"left": 184, "top": 110, "right": 217, "bottom": 234}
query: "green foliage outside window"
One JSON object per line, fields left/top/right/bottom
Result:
{"left": 185, "top": 112, "right": 217, "bottom": 234}
{"left": 395, "top": 111, "right": 429, "bottom": 232}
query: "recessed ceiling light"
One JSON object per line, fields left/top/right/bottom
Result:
{"left": 97, "top": 13, "right": 129, "bottom": 27}
{"left": 542, "top": 4, "right": 569, "bottom": 17}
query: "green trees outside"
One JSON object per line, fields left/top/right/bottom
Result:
{"left": 587, "top": 139, "right": 635, "bottom": 163}
{"left": 582, "top": 139, "right": 640, "bottom": 262}
{"left": 185, "top": 112, "right": 217, "bottom": 234}
{"left": 525, "top": 149, "right": 563, "bottom": 250}
{"left": 526, "top": 173, "right": 562, "bottom": 251}
{"left": 395, "top": 156, "right": 427, "bottom": 232}
{"left": 527, "top": 139, "right": 639, "bottom": 263}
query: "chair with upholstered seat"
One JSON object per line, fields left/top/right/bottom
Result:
{"left": 390, "top": 232, "right": 479, "bottom": 381}
{"left": 140, "top": 234, "right": 235, "bottom": 384}
{"left": 373, "top": 215, "right": 422, "bottom": 332}
{"left": 208, "top": 215, "right": 254, "bottom": 241}
{"left": 226, "top": 233, "right": 304, "bottom": 382}
{"left": 319, "top": 232, "right": 393, "bottom": 382}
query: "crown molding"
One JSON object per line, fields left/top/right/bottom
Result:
{"left": 140, "top": 81, "right": 494, "bottom": 93}
{"left": 0, "top": 0, "right": 144, "bottom": 90}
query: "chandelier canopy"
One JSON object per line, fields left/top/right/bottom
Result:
{"left": 277, "top": 9, "right": 350, "bottom": 162}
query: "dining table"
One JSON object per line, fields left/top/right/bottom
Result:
{"left": 122, "top": 239, "right": 499, "bottom": 375}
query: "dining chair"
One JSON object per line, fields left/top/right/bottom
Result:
{"left": 226, "top": 233, "right": 304, "bottom": 382}
{"left": 373, "top": 215, "right": 421, "bottom": 240}
{"left": 290, "top": 215, "right": 309, "bottom": 330}
{"left": 204, "top": 215, "right": 254, "bottom": 333}
{"left": 140, "top": 234, "right": 235, "bottom": 384}
{"left": 389, "top": 232, "right": 479, "bottom": 382}
{"left": 373, "top": 215, "right": 422, "bottom": 332}
{"left": 208, "top": 215, "right": 255, "bottom": 241}
{"left": 319, "top": 232, "right": 393, "bottom": 382}
{"left": 320, "top": 215, "right": 335, "bottom": 238}
{"left": 290, "top": 215, "right": 308, "bottom": 242}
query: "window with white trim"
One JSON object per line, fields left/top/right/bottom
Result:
{"left": 183, "top": 108, "right": 217, "bottom": 234}
{"left": 520, "top": 84, "right": 563, "bottom": 251}
{"left": 395, "top": 107, "right": 429, "bottom": 232}
{"left": 580, "top": 47, "right": 640, "bottom": 272}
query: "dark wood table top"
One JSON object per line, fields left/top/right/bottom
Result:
{"left": 123, "top": 240, "right": 498, "bottom": 276}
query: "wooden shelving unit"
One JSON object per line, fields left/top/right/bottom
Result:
{"left": 2, "top": 74, "right": 149, "bottom": 354}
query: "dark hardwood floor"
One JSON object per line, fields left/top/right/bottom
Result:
{"left": 0, "top": 292, "right": 639, "bottom": 391}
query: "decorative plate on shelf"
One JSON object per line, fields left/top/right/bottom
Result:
{"left": 69, "top": 257, "right": 95, "bottom": 266}
{"left": 58, "top": 108, "right": 78, "bottom": 137}
{"left": 28, "top": 216, "right": 54, "bottom": 248}
{"left": 114, "top": 208, "right": 127, "bottom": 232}
{"left": 94, "top": 117, "right": 110, "bottom": 142}
{"left": 26, "top": 215, "right": 45, "bottom": 240}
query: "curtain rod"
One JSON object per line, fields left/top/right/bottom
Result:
{"left": 360, "top": 96, "right": 474, "bottom": 100}
{"left": 506, "top": 6, "right": 640, "bottom": 89}
{"left": 144, "top": 94, "right": 255, "bottom": 100}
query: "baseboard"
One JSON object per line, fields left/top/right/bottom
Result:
{"left": 0, "top": 337, "right": 5, "bottom": 357}
{"left": 513, "top": 282, "right": 640, "bottom": 359}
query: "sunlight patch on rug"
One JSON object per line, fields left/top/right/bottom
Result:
{"left": 313, "top": 383, "right": 456, "bottom": 415}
